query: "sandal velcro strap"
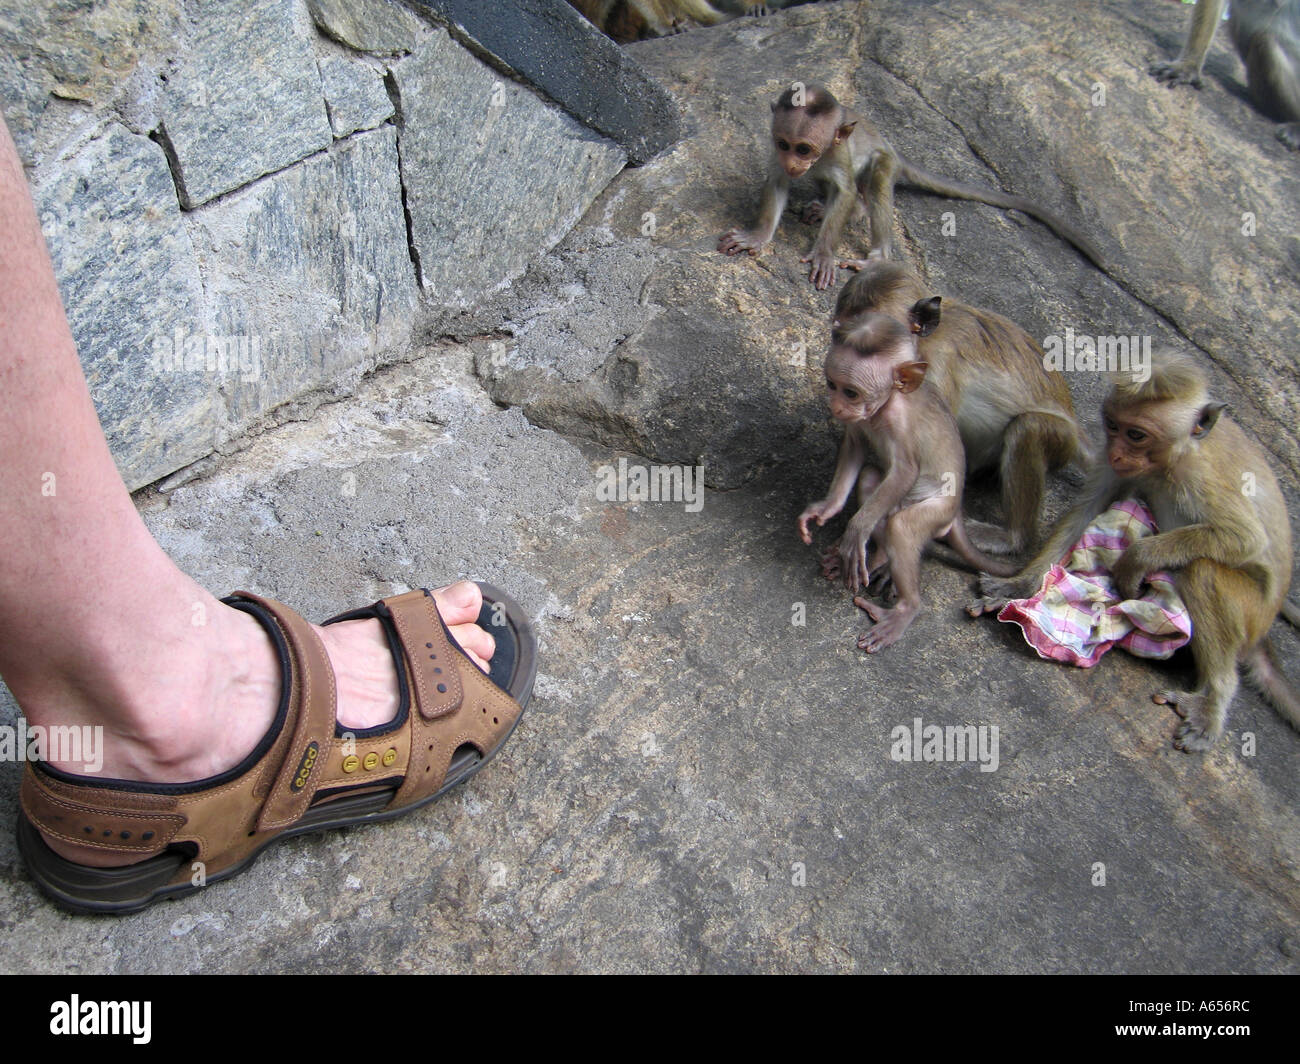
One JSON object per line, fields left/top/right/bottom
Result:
{"left": 230, "top": 591, "right": 338, "bottom": 831}
{"left": 383, "top": 589, "right": 464, "bottom": 721}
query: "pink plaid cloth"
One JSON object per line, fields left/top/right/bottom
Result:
{"left": 996, "top": 499, "right": 1192, "bottom": 668}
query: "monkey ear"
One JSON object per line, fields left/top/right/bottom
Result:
{"left": 1192, "top": 402, "right": 1227, "bottom": 438}
{"left": 896, "top": 361, "right": 928, "bottom": 393}
{"left": 835, "top": 121, "right": 857, "bottom": 143}
{"left": 909, "top": 296, "right": 942, "bottom": 337}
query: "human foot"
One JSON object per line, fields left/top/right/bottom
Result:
{"left": 18, "top": 583, "right": 537, "bottom": 914}
{"left": 26, "top": 581, "right": 496, "bottom": 783}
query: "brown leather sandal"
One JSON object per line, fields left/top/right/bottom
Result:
{"left": 16, "top": 582, "right": 536, "bottom": 914}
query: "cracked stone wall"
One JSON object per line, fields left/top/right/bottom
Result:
{"left": 0, "top": 0, "right": 631, "bottom": 490}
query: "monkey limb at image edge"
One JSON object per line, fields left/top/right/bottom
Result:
{"left": 967, "top": 350, "right": 1300, "bottom": 753}
{"left": 1150, "top": 0, "right": 1300, "bottom": 151}
{"left": 568, "top": 0, "right": 770, "bottom": 42}
{"left": 718, "top": 82, "right": 1106, "bottom": 291}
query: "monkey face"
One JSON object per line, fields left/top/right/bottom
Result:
{"left": 825, "top": 348, "right": 897, "bottom": 423}
{"left": 1104, "top": 407, "right": 1170, "bottom": 478}
{"left": 826, "top": 375, "right": 870, "bottom": 422}
{"left": 773, "top": 135, "right": 822, "bottom": 178}
{"left": 770, "top": 108, "right": 849, "bottom": 179}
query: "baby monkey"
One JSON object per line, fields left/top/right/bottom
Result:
{"left": 798, "top": 315, "right": 1016, "bottom": 653}
{"left": 969, "top": 350, "right": 1300, "bottom": 751}
{"left": 718, "top": 82, "right": 1103, "bottom": 289}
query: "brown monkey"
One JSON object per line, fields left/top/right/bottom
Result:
{"left": 968, "top": 349, "right": 1300, "bottom": 751}
{"left": 718, "top": 83, "right": 1104, "bottom": 290}
{"left": 1150, "top": 0, "right": 1300, "bottom": 150}
{"left": 569, "top": 0, "right": 749, "bottom": 41}
{"left": 797, "top": 315, "right": 1017, "bottom": 652}
{"left": 833, "top": 260, "right": 1090, "bottom": 554}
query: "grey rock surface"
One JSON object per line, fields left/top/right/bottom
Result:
{"left": 31, "top": 120, "right": 216, "bottom": 492}
{"left": 392, "top": 28, "right": 627, "bottom": 306}
{"left": 1, "top": 340, "right": 1296, "bottom": 974}
{"left": 454, "top": 0, "right": 1300, "bottom": 493}
{"left": 307, "top": 0, "right": 427, "bottom": 55}
{"left": 407, "top": 0, "right": 683, "bottom": 164}
{"left": 0, "top": 0, "right": 182, "bottom": 166}
{"left": 186, "top": 125, "right": 419, "bottom": 428}
{"left": 447, "top": 0, "right": 1300, "bottom": 494}
{"left": 156, "top": 0, "right": 332, "bottom": 207}
{"left": 318, "top": 53, "right": 394, "bottom": 137}
{"left": 0, "top": 0, "right": 1298, "bottom": 975}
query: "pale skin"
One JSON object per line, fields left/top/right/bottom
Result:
{"left": 0, "top": 113, "right": 495, "bottom": 782}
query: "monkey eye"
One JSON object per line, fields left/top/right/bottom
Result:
{"left": 795, "top": 144, "right": 812, "bottom": 157}
{"left": 1126, "top": 429, "right": 1146, "bottom": 443}
{"left": 1104, "top": 417, "right": 1118, "bottom": 433}
{"left": 842, "top": 389, "right": 859, "bottom": 401}
{"left": 777, "top": 139, "right": 791, "bottom": 152}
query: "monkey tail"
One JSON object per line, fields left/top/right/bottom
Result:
{"left": 1243, "top": 639, "right": 1300, "bottom": 733}
{"left": 942, "top": 516, "right": 1020, "bottom": 578}
{"left": 896, "top": 160, "right": 1106, "bottom": 272}
{"left": 1281, "top": 597, "right": 1300, "bottom": 630}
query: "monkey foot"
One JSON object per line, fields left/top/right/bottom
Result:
{"left": 853, "top": 597, "right": 916, "bottom": 653}
{"left": 800, "top": 201, "right": 826, "bottom": 225}
{"left": 1277, "top": 123, "right": 1300, "bottom": 151}
{"left": 964, "top": 595, "right": 1008, "bottom": 618}
{"left": 966, "top": 572, "right": 1028, "bottom": 616}
{"left": 1155, "top": 690, "right": 1223, "bottom": 753}
{"left": 836, "top": 250, "right": 887, "bottom": 274}
{"left": 1149, "top": 59, "right": 1202, "bottom": 89}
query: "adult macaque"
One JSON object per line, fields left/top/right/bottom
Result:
{"left": 1150, "top": 0, "right": 1300, "bottom": 150}
{"left": 968, "top": 350, "right": 1300, "bottom": 751}
{"left": 833, "top": 260, "right": 1089, "bottom": 554}
{"left": 718, "top": 83, "right": 1104, "bottom": 290}
{"left": 797, "top": 315, "right": 1016, "bottom": 652}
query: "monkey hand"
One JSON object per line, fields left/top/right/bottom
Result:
{"left": 718, "top": 229, "right": 769, "bottom": 257}
{"left": 838, "top": 514, "right": 873, "bottom": 591}
{"left": 801, "top": 248, "right": 838, "bottom": 291}
{"left": 1149, "top": 59, "right": 1202, "bottom": 90}
{"left": 1112, "top": 544, "right": 1153, "bottom": 601}
{"left": 797, "top": 500, "right": 840, "bottom": 544}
